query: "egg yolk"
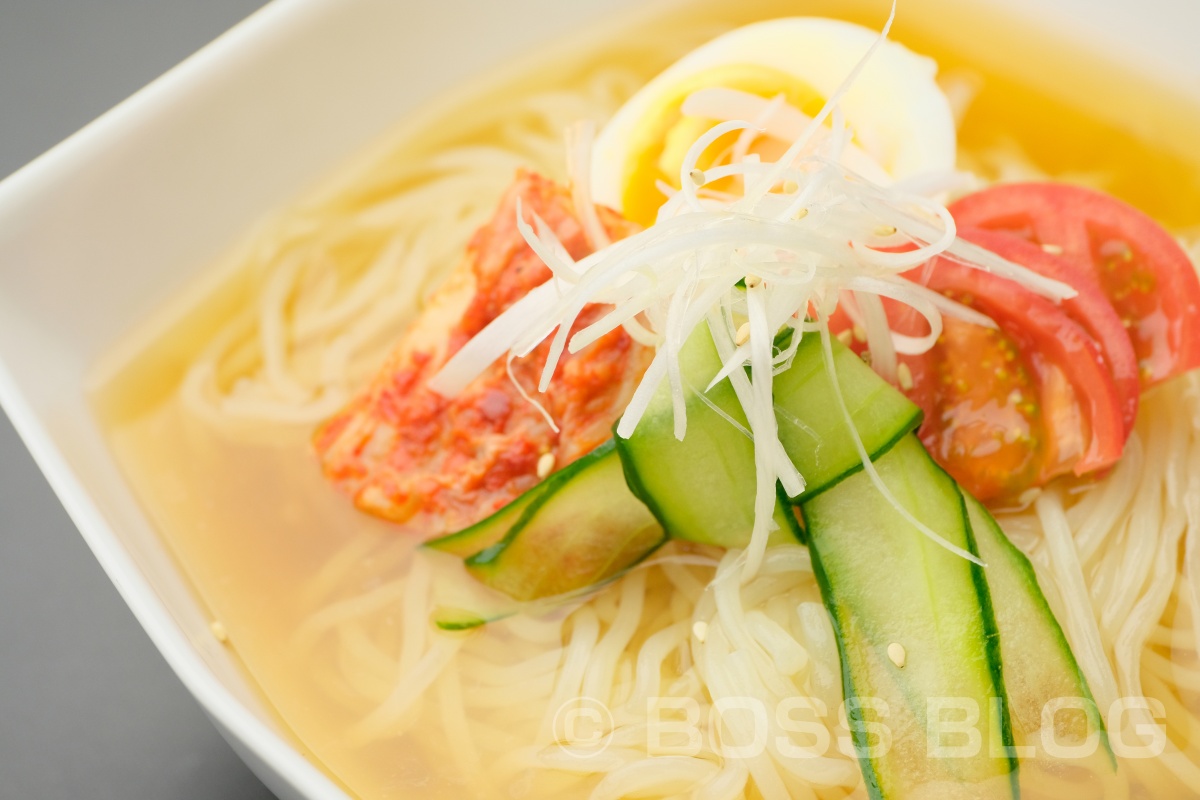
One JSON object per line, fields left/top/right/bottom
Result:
{"left": 618, "top": 64, "right": 826, "bottom": 226}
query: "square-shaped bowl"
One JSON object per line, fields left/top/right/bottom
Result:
{"left": 1, "top": 0, "right": 1199, "bottom": 797}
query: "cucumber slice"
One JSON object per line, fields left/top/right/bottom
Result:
{"left": 617, "top": 327, "right": 802, "bottom": 547}
{"left": 803, "top": 435, "right": 1017, "bottom": 799}
{"left": 775, "top": 334, "right": 922, "bottom": 501}
{"left": 440, "top": 328, "right": 915, "bottom": 558}
{"left": 429, "top": 606, "right": 499, "bottom": 631}
{"left": 465, "top": 441, "right": 665, "bottom": 601}
{"left": 617, "top": 328, "right": 917, "bottom": 547}
{"left": 965, "top": 495, "right": 1114, "bottom": 768}
{"left": 424, "top": 481, "right": 546, "bottom": 557}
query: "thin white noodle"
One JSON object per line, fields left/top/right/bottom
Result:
{"left": 169, "top": 9, "right": 1200, "bottom": 794}
{"left": 1035, "top": 490, "right": 1121, "bottom": 714}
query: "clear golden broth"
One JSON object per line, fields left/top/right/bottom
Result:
{"left": 93, "top": 0, "right": 1200, "bottom": 797}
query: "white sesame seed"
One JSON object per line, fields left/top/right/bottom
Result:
{"left": 210, "top": 621, "right": 229, "bottom": 643}
{"left": 689, "top": 168, "right": 705, "bottom": 186}
{"left": 735, "top": 322, "right": 752, "bottom": 347}
{"left": 897, "top": 362, "right": 914, "bottom": 391}
{"left": 836, "top": 329, "right": 853, "bottom": 346}
{"left": 1042, "top": 243, "right": 1064, "bottom": 255}
{"left": 887, "top": 642, "right": 906, "bottom": 668}
{"left": 537, "top": 452, "right": 556, "bottom": 479}
{"left": 874, "top": 225, "right": 898, "bottom": 237}
{"left": 794, "top": 207, "right": 809, "bottom": 220}
{"left": 692, "top": 621, "right": 709, "bottom": 642}
{"left": 744, "top": 274, "right": 763, "bottom": 289}
{"left": 852, "top": 324, "right": 867, "bottom": 343}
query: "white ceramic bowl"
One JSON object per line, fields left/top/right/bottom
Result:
{"left": 0, "top": 0, "right": 1198, "bottom": 797}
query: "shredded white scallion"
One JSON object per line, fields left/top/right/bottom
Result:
{"left": 427, "top": 1, "right": 1075, "bottom": 570}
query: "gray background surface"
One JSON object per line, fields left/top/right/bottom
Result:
{"left": 2, "top": 2, "right": 1196, "bottom": 800}
{"left": 0, "top": 3, "right": 277, "bottom": 798}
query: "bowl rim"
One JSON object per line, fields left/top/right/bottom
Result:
{"left": 3, "top": 0, "right": 1200, "bottom": 797}
{"left": 0, "top": 0, "right": 350, "bottom": 796}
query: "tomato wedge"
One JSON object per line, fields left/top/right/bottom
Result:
{"left": 898, "top": 315, "right": 1046, "bottom": 502}
{"left": 953, "top": 227, "right": 1139, "bottom": 435}
{"left": 910, "top": 256, "right": 1126, "bottom": 497}
{"left": 829, "top": 258, "right": 1126, "bottom": 502}
{"left": 950, "top": 182, "right": 1200, "bottom": 387}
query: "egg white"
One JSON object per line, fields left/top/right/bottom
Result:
{"left": 591, "top": 17, "right": 958, "bottom": 215}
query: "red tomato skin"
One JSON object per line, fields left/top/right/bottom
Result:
{"left": 954, "top": 227, "right": 1139, "bottom": 435}
{"left": 915, "top": 257, "right": 1126, "bottom": 478}
{"left": 949, "top": 182, "right": 1200, "bottom": 387}
{"left": 828, "top": 272, "right": 1124, "bottom": 501}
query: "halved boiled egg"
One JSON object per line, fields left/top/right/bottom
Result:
{"left": 591, "top": 17, "right": 958, "bottom": 226}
